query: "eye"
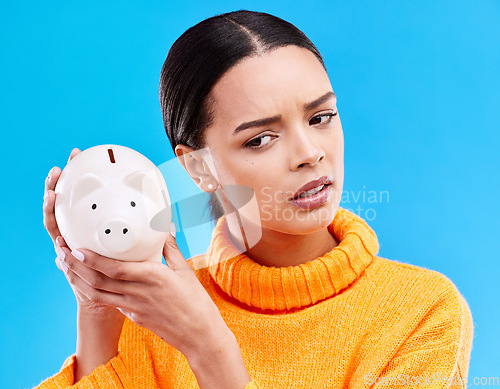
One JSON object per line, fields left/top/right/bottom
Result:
{"left": 91, "top": 203, "right": 97, "bottom": 210}
{"left": 309, "top": 112, "right": 338, "bottom": 126}
{"left": 131, "top": 201, "right": 136, "bottom": 207}
{"left": 244, "top": 134, "right": 275, "bottom": 150}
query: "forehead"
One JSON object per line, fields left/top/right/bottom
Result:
{"left": 209, "top": 45, "right": 332, "bottom": 124}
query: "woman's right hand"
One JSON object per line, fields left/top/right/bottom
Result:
{"left": 44, "top": 148, "right": 125, "bottom": 383}
{"left": 43, "top": 147, "right": 119, "bottom": 316}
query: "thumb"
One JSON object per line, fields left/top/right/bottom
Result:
{"left": 163, "top": 222, "right": 190, "bottom": 271}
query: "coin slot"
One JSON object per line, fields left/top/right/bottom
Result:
{"left": 108, "top": 148, "right": 116, "bottom": 163}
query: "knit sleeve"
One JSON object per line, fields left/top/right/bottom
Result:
{"left": 244, "top": 378, "right": 262, "bottom": 388}
{"left": 33, "top": 352, "right": 134, "bottom": 388}
{"left": 365, "top": 283, "right": 474, "bottom": 389}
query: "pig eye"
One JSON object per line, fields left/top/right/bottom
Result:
{"left": 91, "top": 204, "right": 97, "bottom": 210}
{"left": 131, "top": 201, "right": 136, "bottom": 207}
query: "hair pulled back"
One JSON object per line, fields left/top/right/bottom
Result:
{"left": 159, "top": 9, "right": 326, "bottom": 223}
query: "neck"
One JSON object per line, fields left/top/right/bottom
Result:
{"left": 204, "top": 206, "right": 380, "bottom": 311}
{"left": 226, "top": 213, "right": 340, "bottom": 267}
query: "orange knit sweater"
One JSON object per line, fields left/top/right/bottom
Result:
{"left": 34, "top": 207, "right": 474, "bottom": 388}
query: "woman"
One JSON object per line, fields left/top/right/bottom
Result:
{"left": 37, "top": 10, "right": 473, "bottom": 389}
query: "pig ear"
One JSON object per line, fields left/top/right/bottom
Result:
{"left": 123, "top": 170, "right": 161, "bottom": 204}
{"left": 70, "top": 173, "right": 105, "bottom": 207}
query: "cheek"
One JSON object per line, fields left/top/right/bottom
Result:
{"left": 254, "top": 181, "right": 296, "bottom": 216}
{"left": 210, "top": 154, "right": 240, "bottom": 186}
{"left": 215, "top": 152, "right": 264, "bottom": 186}
{"left": 327, "top": 126, "right": 344, "bottom": 160}
{"left": 335, "top": 122, "right": 344, "bottom": 144}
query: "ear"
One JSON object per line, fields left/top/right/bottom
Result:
{"left": 123, "top": 170, "right": 161, "bottom": 205}
{"left": 70, "top": 173, "right": 105, "bottom": 207}
{"left": 175, "top": 144, "right": 214, "bottom": 189}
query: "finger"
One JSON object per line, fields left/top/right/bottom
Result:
{"left": 68, "top": 148, "right": 81, "bottom": 163}
{"left": 44, "top": 189, "right": 61, "bottom": 242}
{"left": 43, "top": 165, "right": 62, "bottom": 242}
{"left": 56, "top": 235, "right": 69, "bottom": 249}
{"left": 57, "top": 244, "right": 134, "bottom": 295}
{"left": 71, "top": 245, "right": 164, "bottom": 283}
{"left": 162, "top": 222, "right": 191, "bottom": 272}
{"left": 117, "top": 307, "right": 133, "bottom": 317}
{"left": 44, "top": 166, "right": 61, "bottom": 193}
{"left": 55, "top": 257, "right": 63, "bottom": 272}
{"left": 44, "top": 147, "right": 80, "bottom": 195}
{"left": 59, "top": 238, "right": 165, "bottom": 287}
{"left": 53, "top": 236, "right": 69, "bottom": 261}
{"left": 60, "top": 255, "right": 125, "bottom": 308}
{"left": 43, "top": 148, "right": 81, "bottom": 243}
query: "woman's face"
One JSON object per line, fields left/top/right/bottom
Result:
{"left": 202, "top": 45, "right": 344, "bottom": 234}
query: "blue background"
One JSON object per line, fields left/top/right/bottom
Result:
{"left": 1, "top": 1, "right": 498, "bottom": 388}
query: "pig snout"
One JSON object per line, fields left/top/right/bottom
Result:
{"left": 97, "top": 219, "right": 137, "bottom": 253}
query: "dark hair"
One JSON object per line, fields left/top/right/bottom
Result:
{"left": 159, "top": 9, "right": 326, "bottom": 225}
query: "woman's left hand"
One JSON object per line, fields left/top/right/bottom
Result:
{"left": 55, "top": 224, "right": 228, "bottom": 358}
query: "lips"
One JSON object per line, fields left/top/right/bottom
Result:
{"left": 290, "top": 176, "right": 333, "bottom": 200}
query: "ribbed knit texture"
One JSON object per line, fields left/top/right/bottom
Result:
{"left": 34, "top": 206, "right": 474, "bottom": 388}
{"left": 202, "top": 204, "right": 379, "bottom": 311}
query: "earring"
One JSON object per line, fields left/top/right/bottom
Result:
{"left": 207, "top": 183, "right": 214, "bottom": 190}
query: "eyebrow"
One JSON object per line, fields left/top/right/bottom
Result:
{"left": 233, "top": 91, "right": 336, "bottom": 135}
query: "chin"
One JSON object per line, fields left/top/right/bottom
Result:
{"left": 260, "top": 205, "right": 335, "bottom": 234}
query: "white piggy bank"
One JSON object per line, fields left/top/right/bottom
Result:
{"left": 54, "top": 144, "right": 171, "bottom": 263}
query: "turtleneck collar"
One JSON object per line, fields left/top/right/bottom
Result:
{"left": 204, "top": 206, "right": 379, "bottom": 312}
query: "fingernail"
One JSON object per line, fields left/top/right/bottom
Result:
{"left": 44, "top": 192, "right": 48, "bottom": 206}
{"left": 170, "top": 222, "right": 176, "bottom": 238}
{"left": 72, "top": 249, "right": 84, "bottom": 262}
{"left": 48, "top": 167, "right": 55, "bottom": 181}
{"left": 68, "top": 149, "right": 78, "bottom": 163}
{"left": 60, "top": 260, "right": 68, "bottom": 274}
{"left": 55, "top": 245, "right": 65, "bottom": 260}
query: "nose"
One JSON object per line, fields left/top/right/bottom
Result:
{"left": 98, "top": 220, "right": 137, "bottom": 254}
{"left": 289, "top": 126, "right": 325, "bottom": 170}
